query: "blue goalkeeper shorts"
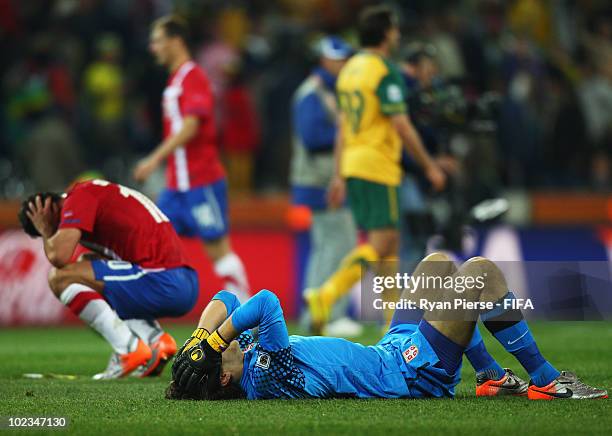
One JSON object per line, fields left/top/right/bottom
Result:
{"left": 92, "top": 260, "right": 198, "bottom": 320}
{"left": 157, "top": 179, "right": 229, "bottom": 241}
{"left": 377, "top": 323, "right": 462, "bottom": 398}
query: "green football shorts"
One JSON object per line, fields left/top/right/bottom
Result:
{"left": 346, "top": 177, "right": 400, "bottom": 230}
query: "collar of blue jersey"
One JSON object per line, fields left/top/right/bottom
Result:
{"left": 313, "top": 66, "right": 337, "bottom": 90}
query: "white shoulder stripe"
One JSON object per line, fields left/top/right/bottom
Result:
{"left": 172, "top": 61, "right": 196, "bottom": 86}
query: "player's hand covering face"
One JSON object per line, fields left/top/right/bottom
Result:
{"left": 172, "top": 340, "right": 222, "bottom": 398}
{"left": 26, "top": 196, "right": 60, "bottom": 238}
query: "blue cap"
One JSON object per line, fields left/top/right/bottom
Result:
{"left": 318, "top": 36, "right": 353, "bottom": 60}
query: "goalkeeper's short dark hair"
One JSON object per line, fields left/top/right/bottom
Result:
{"left": 358, "top": 5, "right": 397, "bottom": 47}
{"left": 18, "top": 192, "right": 62, "bottom": 238}
{"left": 152, "top": 14, "right": 191, "bottom": 45}
{"left": 165, "top": 379, "right": 246, "bottom": 401}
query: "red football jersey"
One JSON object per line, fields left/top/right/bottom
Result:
{"left": 58, "top": 180, "right": 188, "bottom": 269}
{"left": 162, "top": 60, "right": 225, "bottom": 191}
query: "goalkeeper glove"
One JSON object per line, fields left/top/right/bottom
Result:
{"left": 177, "top": 327, "right": 210, "bottom": 356}
{"left": 173, "top": 331, "right": 230, "bottom": 396}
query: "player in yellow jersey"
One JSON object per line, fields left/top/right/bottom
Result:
{"left": 306, "top": 6, "right": 446, "bottom": 334}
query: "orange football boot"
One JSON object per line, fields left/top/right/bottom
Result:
{"left": 138, "top": 332, "right": 178, "bottom": 377}
{"left": 528, "top": 371, "right": 608, "bottom": 400}
{"left": 93, "top": 338, "right": 152, "bottom": 380}
{"left": 476, "top": 368, "right": 528, "bottom": 397}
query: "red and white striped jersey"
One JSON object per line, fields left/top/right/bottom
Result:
{"left": 59, "top": 180, "right": 188, "bottom": 269}
{"left": 162, "top": 61, "right": 225, "bottom": 191}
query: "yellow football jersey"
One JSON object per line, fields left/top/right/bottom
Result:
{"left": 336, "top": 52, "right": 407, "bottom": 186}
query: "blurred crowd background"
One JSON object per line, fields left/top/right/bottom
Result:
{"left": 1, "top": 0, "right": 611, "bottom": 199}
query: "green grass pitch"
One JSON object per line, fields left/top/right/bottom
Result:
{"left": 1, "top": 322, "right": 610, "bottom": 435}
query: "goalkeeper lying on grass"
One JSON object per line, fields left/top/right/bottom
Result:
{"left": 168, "top": 253, "right": 607, "bottom": 401}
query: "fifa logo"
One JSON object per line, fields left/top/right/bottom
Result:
{"left": 256, "top": 352, "right": 271, "bottom": 369}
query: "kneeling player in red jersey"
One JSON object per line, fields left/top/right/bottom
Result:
{"left": 18, "top": 179, "right": 199, "bottom": 379}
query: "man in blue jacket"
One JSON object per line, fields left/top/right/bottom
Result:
{"left": 289, "top": 36, "right": 359, "bottom": 335}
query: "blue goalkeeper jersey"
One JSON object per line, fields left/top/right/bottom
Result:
{"left": 213, "top": 290, "right": 459, "bottom": 400}
{"left": 244, "top": 335, "right": 412, "bottom": 399}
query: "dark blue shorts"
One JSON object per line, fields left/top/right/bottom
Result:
{"left": 377, "top": 323, "right": 462, "bottom": 398}
{"left": 157, "top": 179, "right": 228, "bottom": 241}
{"left": 92, "top": 260, "right": 199, "bottom": 320}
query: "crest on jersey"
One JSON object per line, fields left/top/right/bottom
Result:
{"left": 256, "top": 352, "right": 271, "bottom": 369}
{"left": 402, "top": 345, "right": 419, "bottom": 363}
{"left": 387, "top": 84, "right": 403, "bottom": 102}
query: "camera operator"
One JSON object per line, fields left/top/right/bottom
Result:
{"left": 398, "top": 43, "right": 459, "bottom": 263}
{"left": 399, "top": 43, "right": 505, "bottom": 263}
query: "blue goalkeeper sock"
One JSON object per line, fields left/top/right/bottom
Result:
{"left": 482, "top": 291, "right": 560, "bottom": 387}
{"left": 465, "top": 325, "right": 505, "bottom": 380}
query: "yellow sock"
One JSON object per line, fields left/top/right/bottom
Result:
{"left": 319, "top": 244, "right": 379, "bottom": 307}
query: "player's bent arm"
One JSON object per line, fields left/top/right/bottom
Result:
{"left": 175, "top": 292, "right": 290, "bottom": 396}
{"left": 391, "top": 113, "right": 435, "bottom": 170}
{"left": 177, "top": 291, "right": 242, "bottom": 354}
{"left": 392, "top": 114, "right": 447, "bottom": 191}
{"left": 217, "top": 290, "right": 289, "bottom": 351}
{"left": 150, "top": 115, "right": 200, "bottom": 164}
{"left": 43, "top": 228, "right": 81, "bottom": 268}
{"left": 198, "top": 290, "right": 242, "bottom": 331}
